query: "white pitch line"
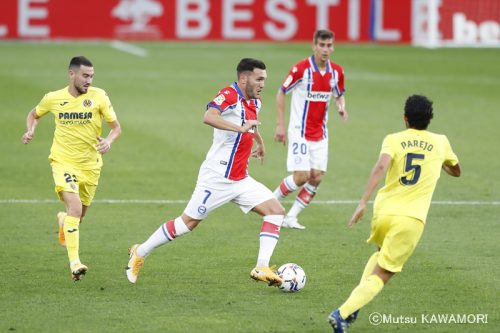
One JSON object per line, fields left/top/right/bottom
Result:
{"left": 110, "top": 40, "right": 148, "bottom": 57}
{"left": 0, "top": 199, "right": 499, "bottom": 205}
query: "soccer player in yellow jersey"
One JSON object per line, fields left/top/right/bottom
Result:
{"left": 328, "top": 95, "right": 461, "bottom": 332}
{"left": 21, "top": 56, "right": 121, "bottom": 281}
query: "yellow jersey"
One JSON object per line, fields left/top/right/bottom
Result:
{"left": 35, "top": 86, "right": 117, "bottom": 170}
{"left": 373, "top": 128, "right": 459, "bottom": 223}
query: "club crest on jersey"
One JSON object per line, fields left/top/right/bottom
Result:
{"left": 213, "top": 94, "right": 226, "bottom": 106}
{"left": 83, "top": 99, "right": 93, "bottom": 108}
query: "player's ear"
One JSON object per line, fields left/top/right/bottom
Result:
{"left": 240, "top": 73, "right": 248, "bottom": 84}
{"left": 404, "top": 116, "right": 409, "bottom": 128}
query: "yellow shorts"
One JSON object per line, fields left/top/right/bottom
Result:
{"left": 367, "top": 215, "right": 424, "bottom": 273}
{"left": 51, "top": 162, "right": 101, "bottom": 206}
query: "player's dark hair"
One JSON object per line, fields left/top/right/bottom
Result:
{"left": 313, "top": 29, "right": 335, "bottom": 44}
{"left": 404, "top": 95, "right": 434, "bottom": 130}
{"left": 69, "top": 56, "right": 93, "bottom": 69}
{"left": 236, "top": 58, "right": 266, "bottom": 77}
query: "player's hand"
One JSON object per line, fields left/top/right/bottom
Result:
{"left": 274, "top": 125, "right": 286, "bottom": 145}
{"left": 21, "top": 130, "right": 34, "bottom": 144}
{"left": 252, "top": 144, "right": 265, "bottom": 164}
{"left": 241, "top": 120, "right": 260, "bottom": 132}
{"left": 338, "top": 109, "right": 349, "bottom": 122}
{"left": 348, "top": 202, "right": 366, "bottom": 228}
{"left": 96, "top": 137, "right": 112, "bottom": 154}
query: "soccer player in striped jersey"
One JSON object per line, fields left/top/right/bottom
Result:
{"left": 126, "top": 58, "right": 285, "bottom": 286}
{"left": 273, "top": 29, "right": 348, "bottom": 229}
{"left": 21, "top": 56, "right": 122, "bottom": 281}
{"left": 328, "top": 95, "right": 461, "bottom": 333}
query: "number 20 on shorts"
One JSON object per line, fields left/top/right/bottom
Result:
{"left": 292, "top": 142, "right": 307, "bottom": 155}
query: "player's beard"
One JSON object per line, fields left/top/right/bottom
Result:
{"left": 246, "top": 84, "right": 258, "bottom": 99}
{"left": 75, "top": 84, "right": 89, "bottom": 95}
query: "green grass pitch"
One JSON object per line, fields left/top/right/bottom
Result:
{"left": 0, "top": 41, "right": 498, "bottom": 332}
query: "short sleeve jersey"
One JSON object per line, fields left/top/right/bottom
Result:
{"left": 35, "top": 86, "right": 117, "bottom": 170}
{"left": 203, "top": 82, "right": 261, "bottom": 181}
{"left": 374, "top": 128, "right": 459, "bottom": 223}
{"left": 280, "top": 55, "right": 345, "bottom": 141}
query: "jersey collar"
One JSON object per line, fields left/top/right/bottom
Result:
{"left": 309, "top": 55, "right": 331, "bottom": 73}
{"left": 232, "top": 82, "right": 247, "bottom": 101}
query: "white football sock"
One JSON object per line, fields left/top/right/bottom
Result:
{"left": 137, "top": 217, "right": 190, "bottom": 257}
{"left": 256, "top": 215, "right": 283, "bottom": 267}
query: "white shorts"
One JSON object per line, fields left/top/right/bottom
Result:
{"left": 287, "top": 133, "right": 328, "bottom": 172}
{"left": 184, "top": 167, "right": 275, "bottom": 220}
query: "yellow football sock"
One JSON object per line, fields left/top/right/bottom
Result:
{"left": 63, "top": 215, "right": 81, "bottom": 265}
{"left": 339, "top": 275, "right": 384, "bottom": 319}
{"left": 360, "top": 252, "right": 379, "bottom": 282}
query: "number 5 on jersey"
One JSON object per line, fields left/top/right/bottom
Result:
{"left": 400, "top": 153, "right": 424, "bottom": 185}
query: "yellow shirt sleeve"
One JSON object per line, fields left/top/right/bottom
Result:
{"left": 443, "top": 135, "right": 459, "bottom": 166}
{"left": 379, "top": 134, "right": 395, "bottom": 158}
{"left": 35, "top": 93, "right": 52, "bottom": 117}
{"left": 99, "top": 92, "right": 117, "bottom": 123}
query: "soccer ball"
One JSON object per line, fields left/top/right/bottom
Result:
{"left": 277, "top": 263, "right": 306, "bottom": 292}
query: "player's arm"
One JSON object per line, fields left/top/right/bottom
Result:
{"left": 349, "top": 153, "right": 392, "bottom": 228}
{"left": 442, "top": 162, "right": 461, "bottom": 177}
{"left": 21, "top": 108, "right": 41, "bottom": 144}
{"left": 274, "top": 89, "right": 287, "bottom": 145}
{"left": 96, "top": 120, "right": 122, "bottom": 154}
{"left": 203, "top": 107, "right": 259, "bottom": 132}
{"left": 334, "top": 95, "right": 348, "bottom": 121}
{"left": 441, "top": 137, "right": 460, "bottom": 177}
{"left": 252, "top": 124, "right": 265, "bottom": 163}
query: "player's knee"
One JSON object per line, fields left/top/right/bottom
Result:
{"left": 308, "top": 178, "right": 322, "bottom": 187}
{"left": 294, "top": 171, "right": 310, "bottom": 185}
{"left": 269, "top": 201, "right": 286, "bottom": 216}
{"left": 308, "top": 171, "right": 324, "bottom": 186}
{"left": 181, "top": 214, "right": 202, "bottom": 230}
{"left": 275, "top": 207, "right": 286, "bottom": 216}
{"left": 186, "top": 220, "right": 200, "bottom": 230}
{"left": 373, "top": 264, "right": 395, "bottom": 284}
{"left": 67, "top": 206, "right": 83, "bottom": 219}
